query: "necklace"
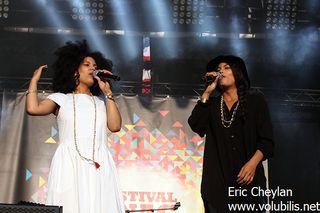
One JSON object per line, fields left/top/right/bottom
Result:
{"left": 220, "top": 95, "right": 239, "bottom": 128}
{"left": 72, "top": 93, "right": 100, "bottom": 169}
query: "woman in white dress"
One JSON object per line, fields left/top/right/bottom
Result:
{"left": 26, "top": 40, "right": 125, "bottom": 213}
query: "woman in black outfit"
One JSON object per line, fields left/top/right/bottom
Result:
{"left": 188, "top": 55, "right": 274, "bottom": 213}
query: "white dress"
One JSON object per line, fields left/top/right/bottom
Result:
{"left": 45, "top": 93, "right": 125, "bottom": 213}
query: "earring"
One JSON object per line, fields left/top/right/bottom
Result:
{"left": 74, "top": 72, "right": 80, "bottom": 85}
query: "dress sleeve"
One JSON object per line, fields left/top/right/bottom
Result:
{"left": 255, "top": 93, "right": 274, "bottom": 160}
{"left": 46, "top": 93, "right": 66, "bottom": 107}
{"left": 188, "top": 98, "right": 213, "bottom": 137}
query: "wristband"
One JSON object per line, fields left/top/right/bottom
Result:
{"left": 200, "top": 97, "right": 208, "bottom": 103}
{"left": 105, "top": 93, "right": 115, "bottom": 101}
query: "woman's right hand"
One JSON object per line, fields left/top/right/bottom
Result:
{"left": 202, "top": 71, "right": 220, "bottom": 99}
{"left": 31, "top": 65, "right": 48, "bottom": 82}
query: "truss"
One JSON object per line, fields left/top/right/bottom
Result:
{"left": 1, "top": 77, "right": 320, "bottom": 108}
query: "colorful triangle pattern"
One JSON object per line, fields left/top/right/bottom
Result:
{"left": 107, "top": 112, "right": 205, "bottom": 190}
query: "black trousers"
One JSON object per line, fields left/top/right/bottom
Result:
{"left": 203, "top": 199, "right": 218, "bottom": 213}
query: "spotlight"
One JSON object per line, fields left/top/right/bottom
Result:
{"left": 0, "top": 0, "right": 9, "bottom": 19}
{"left": 172, "top": 0, "right": 206, "bottom": 25}
{"left": 71, "top": 0, "right": 104, "bottom": 22}
{"left": 264, "top": 0, "right": 298, "bottom": 31}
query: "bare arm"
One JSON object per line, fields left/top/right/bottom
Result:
{"left": 105, "top": 95, "right": 122, "bottom": 132}
{"left": 94, "top": 70, "right": 122, "bottom": 132}
{"left": 25, "top": 65, "right": 57, "bottom": 116}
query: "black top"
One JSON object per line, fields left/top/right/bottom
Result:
{"left": 188, "top": 91, "right": 274, "bottom": 212}
{"left": 221, "top": 100, "right": 247, "bottom": 184}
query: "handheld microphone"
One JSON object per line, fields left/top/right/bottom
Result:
{"left": 93, "top": 70, "right": 120, "bottom": 81}
{"left": 202, "top": 72, "right": 222, "bottom": 83}
{"left": 174, "top": 202, "right": 181, "bottom": 210}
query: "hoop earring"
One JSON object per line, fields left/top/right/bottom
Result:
{"left": 74, "top": 72, "right": 80, "bottom": 86}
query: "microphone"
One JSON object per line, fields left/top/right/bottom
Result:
{"left": 202, "top": 72, "right": 222, "bottom": 83}
{"left": 93, "top": 70, "right": 120, "bottom": 81}
{"left": 173, "top": 202, "right": 181, "bottom": 210}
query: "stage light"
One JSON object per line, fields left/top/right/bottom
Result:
{"left": 264, "top": 0, "right": 298, "bottom": 31}
{"left": 71, "top": 0, "right": 104, "bottom": 22}
{"left": 172, "top": 0, "right": 206, "bottom": 25}
{"left": 0, "top": 0, "right": 9, "bottom": 19}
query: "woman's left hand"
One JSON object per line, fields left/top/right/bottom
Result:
{"left": 94, "top": 69, "right": 112, "bottom": 94}
{"left": 237, "top": 161, "right": 257, "bottom": 185}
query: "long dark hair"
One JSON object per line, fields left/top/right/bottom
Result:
{"left": 206, "top": 55, "right": 250, "bottom": 120}
{"left": 230, "top": 61, "right": 249, "bottom": 121}
{"left": 52, "top": 40, "right": 113, "bottom": 96}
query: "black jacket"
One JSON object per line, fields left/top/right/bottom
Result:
{"left": 188, "top": 91, "right": 274, "bottom": 212}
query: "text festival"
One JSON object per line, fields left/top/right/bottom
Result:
{"left": 123, "top": 191, "right": 178, "bottom": 211}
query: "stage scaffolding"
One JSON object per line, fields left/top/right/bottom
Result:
{"left": 1, "top": 77, "right": 320, "bottom": 108}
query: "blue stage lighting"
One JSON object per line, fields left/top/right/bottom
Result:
{"left": 265, "top": 0, "right": 298, "bottom": 31}
{"left": 71, "top": 0, "right": 104, "bottom": 22}
{"left": 172, "top": 0, "right": 206, "bottom": 25}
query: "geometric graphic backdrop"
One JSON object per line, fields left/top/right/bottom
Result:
{"left": 0, "top": 92, "right": 204, "bottom": 212}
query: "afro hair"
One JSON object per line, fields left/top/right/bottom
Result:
{"left": 52, "top": 40, "right": 113, "bottom": 96}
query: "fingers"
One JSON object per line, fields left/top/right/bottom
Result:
{"left": 95, "top": 75, "right": 110, "bottom": 86}
{"left": 213, "top": 74, "right": 219, "bottom": 84}
{"left": 237, "top": 174, "right": 254, "bottom": 185}
{"left": 32, "top": 64, "right": 47, "bottom": 81}
{"left": 206, "top": 71, "right": 220, "bottom": 76}
{"left": 206, "top": 71, "right": 220, "bottom": 85}
{"left": 34, "top": 65, "right": 48, "bottom": 75}
{"left": 37, "top": 64, "right": 48, "bottom": 71}
{"left": 237, "top": 168, "right": 255, "bottom": 185}
{"left": 95, "top": 75, "right": 111, "bottom": 94}
{"left": 239, "top": 174, "right": 254, "bottom": 185}
{"left": 203, "top": 72, "right": 218, "bottom": 93}
{"left": 248, "top": 176, "right": 254, "bottom": 185}
{"left": 96, "top": 69, "right": 112, "bottom": 75}
{"left": 93, "top": 69, "right": 112, "bottom": 82}
{"left": 94, "top": 75, "right": 102, "bottom": 82}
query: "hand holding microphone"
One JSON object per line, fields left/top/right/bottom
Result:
{"left": 201, "top": 72, "right": 222, "bottom": 103}
{"left": 93, "top": 70, "right": 120, "bottom": 81}
{"left": 93, "top": 70, "right": 120, "bottom": 96}
{"left": 202, "top": 72, "right": 222, "bottom": 83}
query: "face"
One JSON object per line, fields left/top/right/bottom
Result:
{"left": 77, "top": 56, "right": 97, "bottom": 87}
{"left": 217, "top": 62, "right": 236, "bottom": 89}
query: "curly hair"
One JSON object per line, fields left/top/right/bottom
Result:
{"left": 52, "top": 40, "right": 113, "bottom": 96}
{"left": 206, "top": 55, "right": 250, "bottom": 120}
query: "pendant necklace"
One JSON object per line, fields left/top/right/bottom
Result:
{"left": 72, "top": 92, "right": 100, "bottom": 169}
